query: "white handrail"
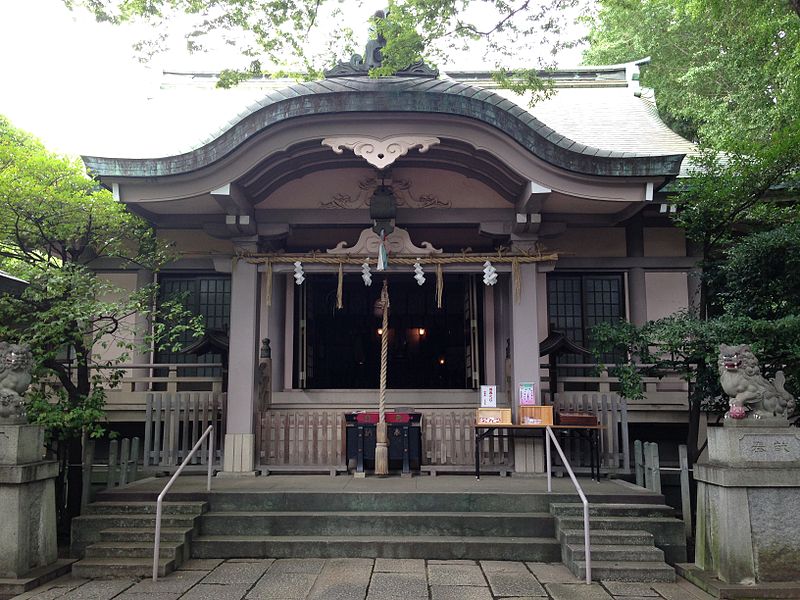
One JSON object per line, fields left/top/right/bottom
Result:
{"left": 152, "top": 425, "right": 214, "bottom": 581}
{"left": 545, "top": 426, "right": 591, "bottom": 584}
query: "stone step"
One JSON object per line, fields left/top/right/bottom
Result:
{"left": 564, "top": 543, "right": 665, "bottom": 563}
{"left": 84, "top": 541, "right": 183, "bottom": 560}
{"left": 559, "top": 529, "right": 654, "bottom": 546}
{"left": 71, "top": 513, "right": 200, "bottom": 558}
{"left": 99, "top": 527, "right": 192, "bottom": 544}
{"left": 555, "top": 516, "right": 685, "bottom": 544}
{"left": 191, "top": 534, "right": 562, "bottom": 562}
{"left": 71, "top": 557, "right": 174, "bottom": 579}
{"left": 570, "top": 560, "right": 676, "bottom": 583}
{"left": 551, "top": 503, "right": 677, "bottom": 518}
{"left": 84, "top": 501, "right": 207, "bottom": 516}
{"left": 204, "top": 491, "right": 664, "bottom": 514}
{"left": 200, "top": 511, "right": 555, "bottom": 537}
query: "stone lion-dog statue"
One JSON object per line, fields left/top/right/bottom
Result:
{"left": 719, "top": 344, "right": 796, "bottom": 421}
{"left": 0, "top": 341, "right": 33, "bottom": 424}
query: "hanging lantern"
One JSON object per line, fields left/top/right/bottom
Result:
{"left": 370, "top": 185, "right": 397, "bottom": 235}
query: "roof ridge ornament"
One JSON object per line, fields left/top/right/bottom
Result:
{"left": 324, "top": 10, "right": 438, "bottom": 79}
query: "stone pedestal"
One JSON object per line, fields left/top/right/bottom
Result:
{"left": 695, "top": 425, "right": 800, "bottom": 584}
{"left": 0, "top": 424, "right": 58, "bottom": 582}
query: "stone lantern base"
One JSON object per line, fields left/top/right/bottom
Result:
{"left": 0, "top": 424, "right": 74, "bottom": 599}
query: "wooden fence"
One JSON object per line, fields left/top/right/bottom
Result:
{"left": 143, "top": 392, "right": 226, "bottom": 469}
{"left": 553, "top": 392, "right": 631, "bottom": 475}
{"left": 256, "top": 409, "right": 511, "bottom": 469}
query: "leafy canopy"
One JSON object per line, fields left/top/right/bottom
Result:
{"left": 0, "top": 115, "right": 201, "bottom": 440}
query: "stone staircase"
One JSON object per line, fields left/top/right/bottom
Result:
{"left": 191, "top": 491, "right": 562, "bottom": 560}
{"left": 552, "top": 502, "right": 685, "bottom": 582}
{"left": 70, "top": 501, "right": 207, "bottom": 578}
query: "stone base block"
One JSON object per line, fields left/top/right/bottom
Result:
{"left": 0, "top": 558, "right": 75, "bottom": 600}
{"left": 695, "top": 426, "right": 800, "bottom": 585}
{"left": 0, "top": 424, "right": 44, "bottom": 465}
{"left": 677, "top": 563, "right": 800, "bottom": 599}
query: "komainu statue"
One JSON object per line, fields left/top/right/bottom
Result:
{"left": 719, "top": 344, "right": 796, "bottom": 421}
{"left": 0, "top": 341, "right": 33, "bottom": 425}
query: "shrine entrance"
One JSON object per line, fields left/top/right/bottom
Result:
{"left": 294, "top": 273, "right": 483, "bottom": 390}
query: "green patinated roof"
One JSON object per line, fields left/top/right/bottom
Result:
{"left": 83, "top": 73, "right": 687, "bottom": 181}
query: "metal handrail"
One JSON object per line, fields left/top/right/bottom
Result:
{"left": 545, "top": 425, "right": 591, "bottom": 584}
{"left": 152, "top": 425, "right": 214, "bottom": 581}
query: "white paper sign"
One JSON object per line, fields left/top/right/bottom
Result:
{"left": 480, "top": 385, "right": 497, "bottom": 408}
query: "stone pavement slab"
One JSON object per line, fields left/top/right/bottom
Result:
{"left": 11, "top": 575, "right": 88, "bottom": 600}
{"left": 481, "top": 560, "right": 530, "bottom": 573}
{"left": 179, "top": 560, "right": 225, "bottom": 572}
{"left": 427, "top": 563, "right": 486, "bottom": 586}
{"left": 373, "top": 559, "right": 425, "bottom": 573}
{"left": 526, "top": 563, "right": 579, "bottom": 584}
{"left": 180, "top": 584, "right": 251, "bottom": 600}
{"left": 430, "top": 585, "right": 493, "bottom": 600}
{"left": 600, "top": 582, "right": 659, "bottom": 597}
{"left": 123, "top": 571, "right": 206, "bottom": 595}
{"left": 366, "top": 572, "right": 427, "bottom": 600}
{"left": 428, "top": 560, "right": 476, "bottom": 565}
{"left": 202, "top": 561, "right": 273, "bottom": 585}
{"left": 546, "top": 583, "right": 614, "bottom": 600}
{"left": 60, "top": 580, "right": 135, "bottom": 599}
{"left": 267, "top": 560, "right": 325, "bottom": 575}
{"left": 246, "top": 572, "right": 318, "bottom": 599}
{"left": 485, "top": 571, "right": 547, "bottom": 597}
{"left": 114, "top": 593, "right": 181, "bottom": 600}
{"left": 307, "top": 558, "right": 372, "bottom": 600}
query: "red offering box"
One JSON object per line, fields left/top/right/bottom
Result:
{"left": 355, "top": 412, "right": 412, "bottom": 424}
{"left": 556, "top": 412, "right": 598, "bottom": 426}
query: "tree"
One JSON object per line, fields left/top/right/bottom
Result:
{"left": 584, "top": 0, "right": 800, "bottom": 148}
{"left": 0, "top": 115, "right": 200, "bottom": 527}
{"left": 62, "top": 0, "right": 584, "bottom": 87}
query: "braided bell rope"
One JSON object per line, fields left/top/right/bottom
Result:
{"left": 379, "top": 279, "right": 389, "bottom": 422}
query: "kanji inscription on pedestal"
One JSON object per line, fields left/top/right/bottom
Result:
{"left": 738, "top": 434, "right": 800, "bottom": 461}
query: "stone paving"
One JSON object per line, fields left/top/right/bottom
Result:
{"left": 14, "top": 559, "right": 715, "bottom": 600}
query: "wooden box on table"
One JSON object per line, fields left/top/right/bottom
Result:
{"left": 476, "top": 408, "right": 512, "bottom": 425}
{"left": 518, "top": 406, "right": 554, "bottom": 425}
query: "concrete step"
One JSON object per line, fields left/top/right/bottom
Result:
{"left": 71, "top": 557, "right": 174, "bottom": 579}
{"left": 84, "top": 541, "right": 183, "bottom": 560}
{"left": 191, "top": 534, "right": 562, "bottom": 562}
{"left": 205, "top": 491, "right": 664, "bottom": 514}
{"left": 551, "top": 503, "right": 677, "bottom": 518}
{"left": 560, "top": 529, "right": 654, "bottom": 546}
{"left": 565, "top": 543, "right": 665, "bottom": 563}
{"left": 84, "top": 501, "right": 207, "bottom": 516}
{"left": 200, "top": 511, "right": 555, "bottom": 537}
{"left": 99, "top": 527, "right": 191, "bottom": 544}
{"left": 571, "top": 560, "right": 676, "bottom": 583}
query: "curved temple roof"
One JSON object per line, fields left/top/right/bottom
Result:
{"left": 82, "top": 75, "right": 685, "bottom": 181}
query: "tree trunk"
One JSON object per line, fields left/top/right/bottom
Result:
{"left": 791, "top": 0, "right": 800, "bottom": 19}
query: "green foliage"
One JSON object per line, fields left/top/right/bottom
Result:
{"left": 584, "top": 0, "right": 800, "bottom": 148}
{"left": 0, "top": 115, "right": 203, "bottom": 443}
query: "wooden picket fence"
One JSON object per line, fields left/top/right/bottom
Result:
{"left": 552, "top": 392, "right": 631, "bottom": 475}
{"left": 256, "top": 409, "right": 511, "bottom": 470}
{"left": 257, "top": 410, "right": 346, "bottom": 467}
{"left": 143, "top": 392, "right": 226, "bottom": 469}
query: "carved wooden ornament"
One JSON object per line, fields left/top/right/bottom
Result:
{"left": 321, "top": 135, "right": 441, "bottom": 169}
{"left": 327, "top": 226, "right": 443, "bottom": 256}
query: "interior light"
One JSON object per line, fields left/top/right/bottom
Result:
{"left": 438, "top": 358, "right": 445, "bottom": 365}
{"left": 418, "top": 328, "right": 426, "bottom": 336}
{"left": 377, "top": 328, "right": 384, "bottom": 336}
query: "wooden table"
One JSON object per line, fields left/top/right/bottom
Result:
{"left": 474, "top": 423, "right": 604, "bottom": 481}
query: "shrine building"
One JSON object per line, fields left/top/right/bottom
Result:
{"left": 82, "top": 55, "right": 699, "bottom": 476}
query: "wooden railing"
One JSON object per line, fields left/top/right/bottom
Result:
{"left": 256, "top": 409, "right": 511, "bottom": 469}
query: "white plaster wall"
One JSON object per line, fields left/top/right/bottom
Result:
{"left": 645, "top": 272, "right": 689, "bottom": 321}
{"left": 94, "top": 272, "right": 138, "bottom": 366}
{"left": 548, "top": 228, "right": 626, "bottom": 257}
{"left": 158, "top": 229, "right": 234, "bottom": 254}
{"left": 258, "top": 167, "right": 510, "bottom": 209}
{"left": 644, "top": 227, "right": 686, "bottom": 257}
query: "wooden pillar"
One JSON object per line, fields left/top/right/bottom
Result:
{"left": 223, "top": 250, "right": 260, "bottom": 474}
{"left": 626, "top": 214, "right": 647, "bottom": 326}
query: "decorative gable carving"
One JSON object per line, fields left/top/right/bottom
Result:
{"left": 321, "top": 135, "right": 440, "bottom": 170}
{"left": 327, "top": 225, "right": 443, "bottom": 256}
{"left": 319, "top": 177, "right": 450, "bottom": 209}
